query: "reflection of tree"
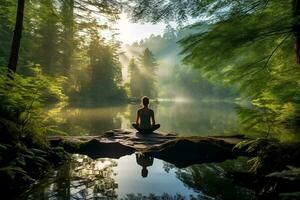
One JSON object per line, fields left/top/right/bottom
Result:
{"left": 163, "top": 158, "right": 254, "bottom": 200}
{"left": 56, "top": 161, "right": 71, "bottom": 199}
{"left": 156, "top": 101, "right": 238, "bottom": 136}
{"left": 46, "top": 106, "right": 128, "bottom": 135}
{"left": 120, "top": 193, "right": 208, "bottom": 200}
{"left": 70, "top": 154, "right": 118, "bottom": 199}
{"left": 25, "top": 154, "right": 119, "bottom": 199}
{"left": 47, "top": 101, "right": 240, "bottom": 136}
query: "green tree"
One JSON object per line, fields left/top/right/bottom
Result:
{"left": 128, "top": 58, "right": 142, "bottom": 97}
{"left": 0, "top": 0, "right": 15, "bottom": 67}
{"left": 60, "top": 0, "right": 75, "bottom": 77}
{"left": 130, "top": 0, "right": 300, "bottom": 138}
{"left": 31, "top": 0, "right": 60, "bottom": 75}
{"left": 7, "top": 0, "right": 25, "bottom": 72}
{"left": 125, "top": 28, "right": 236, "bottom": 100}
{"left": 78, "top": 28, "right": 126, "bottom": 104}
{"left": 138, "top": 48, "right": 158, "bottom": 98}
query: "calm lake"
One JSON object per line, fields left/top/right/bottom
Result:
{"left": 47, "top": 100, "right": 239, "bottom": 137}
{"left": 21, "top": 101, "right": 255, "bottom": 199}
{"left": 21, "top": 154, "right": 254, "bottom": 200}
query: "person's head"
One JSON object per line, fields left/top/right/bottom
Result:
{"left": 141, "top": 96, "right": 149, "bottom": 107}
{"left": 141, "top": 167, "right": 148, "bottom": 178}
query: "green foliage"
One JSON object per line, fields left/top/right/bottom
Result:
{"left": 162, "top": 157, "right": 253, "bottom": 200}
{"left": 125, "top": 28, "right": 238, "bottom": 100}
{"left": 177, "top": 0, "right": 300, "bottom": 139}
{"left": 130, "top": 0, "right": 300, "bottom": 139}
{"left": 128, "top": 47, "right": 163, "bottom": 98}
{"left": 138, "top": 48, "right": 158, "bottom": 98}
{"left": 129, "top": 0, "right": 202, "bottom": 23}
{"left": 280, "top": 192, "right": 300, "bottom": 200}
{"left": 234, "top": 138, "right": 280, "bottom": 173}
{"left": 236, "top": 94, "right": 296, "bottom": 139}
{"left": 0, "top": 66, "right": 67, "bottom": 148}
{"left": 71, "top": 27, "right": 127, "bottom": 105}
{"left": 0, "top": 0, "right": 16, "bottom": 67}
{"left": 267, "top": 166, "right": 300, "bottom": 199}
{"left": 0, "top": 166, "right": 31, "bottom": 180}
{"left": 127, "top": 48, "right": 159, "bottom": 98}
{"left": 234, "top": 139, "right": 300, "bottom": 174}
{"left": 267, "top": 166, "right": 300, "bottom": 181}
{"left": 57, "top": 139, "right": 83, "bottom": 153}
{"left": 128, "top": 58, "right": 143, "bottom": 97}
{"left": 29, "top": 0, "right": 61, "bottom": 75}
{"left": 0, "top": 0, "right": 127, "bottom": 105}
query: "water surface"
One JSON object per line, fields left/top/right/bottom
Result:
{"left": 47, "top": 101, "right": 239, "bottom": 136}
{"left": 22, "top": 154, "right": 254, "bottom": 200}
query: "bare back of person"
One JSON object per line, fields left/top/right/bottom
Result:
{"left": 132, "top": 96, "right": 160, "bottom": 133}
{"left": 138, "top": 107, "right": 154, "bottom": 129}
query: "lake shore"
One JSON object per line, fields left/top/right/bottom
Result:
{"left": 1, "top": 129, "right": 299, "bottom": 199}
{"left": 48, "top": 129, "right": 300, "bottom": 199}
{"left": 48, "top": 129, "right": 249, "bottom": 167}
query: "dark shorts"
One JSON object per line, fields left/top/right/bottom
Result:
{"left": 132, "top": 123, "right": 160, "bottom": 133}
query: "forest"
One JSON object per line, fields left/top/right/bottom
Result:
{"left": 0, "top": 0, "right": 300, "bottom": 199}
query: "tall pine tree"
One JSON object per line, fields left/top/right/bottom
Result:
{"left": 128, "top": 58, "right": 142, "bottom": 97}
{"left": 138, "top": 48, "right": 158, "bottom": 98}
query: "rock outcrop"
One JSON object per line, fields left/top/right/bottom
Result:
{"left": 48, "top": 129, "right": 250, "bottom": 167}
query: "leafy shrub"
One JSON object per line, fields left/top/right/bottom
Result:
{"left": 0, "top": 66, "right": 67, "bottom": 148}
{"left": 234, "top": 138, "right": 300, "bottom": 175}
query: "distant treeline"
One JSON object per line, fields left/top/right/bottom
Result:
{"left": 129, "top": 0, "right": 300, "bottom": 139}
{"left": 123, "top": 26, "right": 238, "bottom": 100}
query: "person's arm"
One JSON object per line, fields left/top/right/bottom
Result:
{"left": 151, "top": 110, "right": 155, "bottom": 125}
{"left": 136, "top": 110, "right": 140, "bottom": 125}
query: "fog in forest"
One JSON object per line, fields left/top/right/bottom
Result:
{"left": 2, "top": 1, "right": 300, "bottom": 199}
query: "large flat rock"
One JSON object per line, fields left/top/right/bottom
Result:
{"left": 48, "top": 129, "right": 247, "bottom": 151}
{"left": 48, "top": 129, "right": 250, "bottom": 167}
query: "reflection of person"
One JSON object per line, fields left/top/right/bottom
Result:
{"left": 132, "top": 96, "right": 160, "bottom": 133}
{"left": 136, "top": 153, "right": 154, "bottom": 178}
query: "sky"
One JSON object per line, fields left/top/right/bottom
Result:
{"left": 115, "top": 13, "right": 168, "bottom": 45}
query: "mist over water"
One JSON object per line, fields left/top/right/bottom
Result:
{"left": 47, "top": 99, "right": 239, "bottom": 136}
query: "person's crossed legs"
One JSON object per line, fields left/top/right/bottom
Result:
{"left": 152, "top": 124, "right": 160, "bottom": 131}
{"left": 132, "top": 123, "right": 160, "bottom": 133}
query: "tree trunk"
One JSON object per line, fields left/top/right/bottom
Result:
{"left": 62, "top": 0, "right": 75, "bottom": 76}
{"left": 293, "top": 0, "right": 300, "bottom": 66}
{"left": 7, "top": 0, "right": 25, "bottom": 73}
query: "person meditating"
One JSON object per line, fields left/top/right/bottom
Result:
{"left": 132, "top": 96, "right": 160, "bottom": 133}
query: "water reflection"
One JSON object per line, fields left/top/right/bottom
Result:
{"left": 24, "top": 155, "right": 119, "bottom": 199}
{"left": 46, "top": 101, "right": 239, "bottom": 136}
{"left": 22, "top": 154, "right": 201, "bottom": 199}
{"left": 136, "top": 153, "right": 154, "bottom": 178}
{"left": 164, "top": 157, "right": 255, "bottom": 200}
{"left": 47, "top": 105, "right": 128, "bottom": 136}
{"left": 20, "top": 154, "right": 256, "bottom": 200}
